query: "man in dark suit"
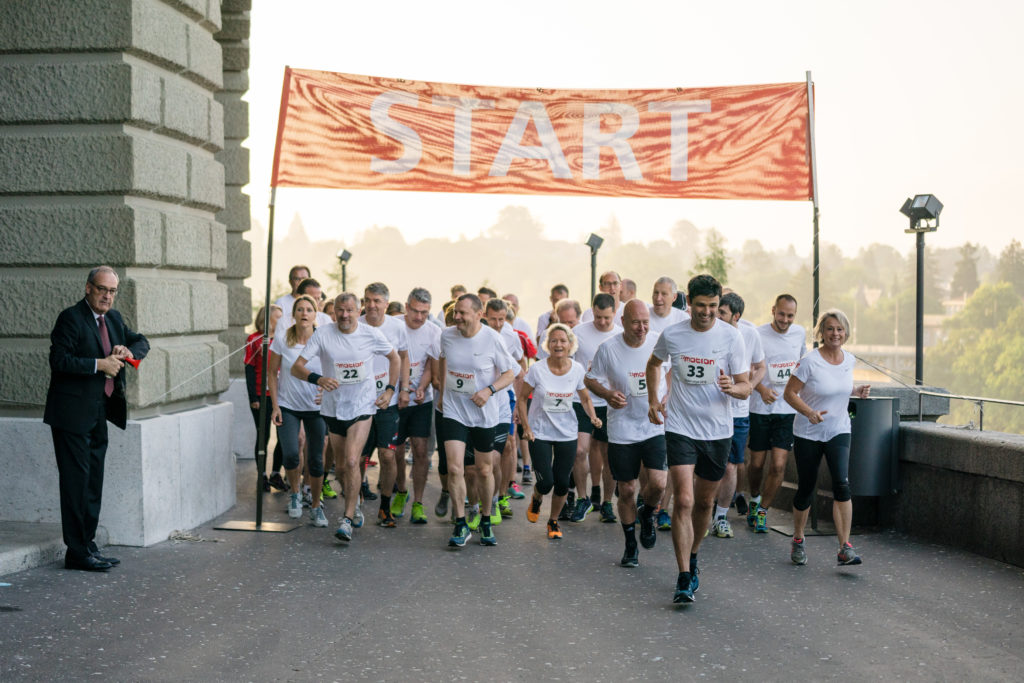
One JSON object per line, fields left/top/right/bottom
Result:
{"left": 44, "top": 266, "right": 149, "bottom": 572}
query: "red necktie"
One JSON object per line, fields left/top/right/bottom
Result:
{"left": 98, "top": 315, "right": 114, "bottom": 397}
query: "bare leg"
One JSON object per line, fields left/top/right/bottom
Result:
{"left": 669, "top": 465, "right": 695, "bottom": 572}
{"left": 410, "top": 436, "right": 429, "bottom": 503}
{"left": 747, "top": 450, "right": 767, "bottom": 498}
{"left": 689, "top": 476, "right": 720, "bottom": 555}
{"left": 617, "top": 480, "right": 638, "bottom": 524}
{"left": 444, "top": 440, "right": 468, "bottom": 518}
{"left": 792, "top": 504, "right": 810, "bottom": 540}
{"left": 715, "top": 463, "right": 739, "bottom": 513}
{"left": 574, "top": 432, "right": 592, "bottom": 498}
{"left": 475, "top": 451, "right": 495, "bottom": 516}
{"left": 394, "top": 442, "right": 408, "bottom": 492}
{"left": 834, "top": 499, "right": 853, "bottom": 547}
{"left": 760, "top": 447, "right": 791, "bottom": 508}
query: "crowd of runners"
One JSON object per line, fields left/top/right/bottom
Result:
{"left": 246, "top": 265, "right": 870, "bottom": 604}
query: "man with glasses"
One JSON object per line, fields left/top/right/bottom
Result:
{"left": 582, "top": 271, "right": 626, "bottom": 323}
{"left": 45, "top": 266, "right": 149, "bottom": 571}
{"left": 274, "top": 265, "right": 312, "bottom": 314}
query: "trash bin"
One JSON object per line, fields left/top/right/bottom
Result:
{"left": 848, "top": 397, "right": 899, "bottom": 496}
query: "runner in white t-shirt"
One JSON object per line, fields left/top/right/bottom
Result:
{"left": 581, "top": 271, "right": 625, "bottom": 323}
{"left": 502, "top": 292, "right": 534, "bottom": 340}
{"left": 569, "top": 293, "right": 622, "bottom": 524}
{"left": 484, "top": 299, "right": 526, "bottom": 525}
{"left": 392, "top": 287, "right": 441, "bottom": 526}
{"left": 273, "top": 277, "right": 333, "bottom": 339}
{"left": 518, "top": 323, "right": 601, "bottom": 541}
{"left": 292, "top": 293, "right": 399, "bottom": 544}
{"left": 585, "top": 300, "right": 668, "bottom": 568}
{"left": 438, "top": 294, "right": 518, "bottom": 549}
{"left": 746, "top": 294, "right": 807, "bottom": 533}
{"left": 710, "top": 292, "right": 766, "bottom": 539}
{"left": 358, "top": 283, "right": 411, "bottom": 529}
{"left": 783, "top": 309, "right": 870, "bottom": 567}
{"left": 272, "top": 264, "right": 310, "bottom": 317}
{"left": 646, "top": 275, "right": 751, "bottom": 604}
{"left": 649, "top": 276, "right": 690, "bottom": 334}
{"left": 536, "top": 284, "right": 569, "bottom": 344}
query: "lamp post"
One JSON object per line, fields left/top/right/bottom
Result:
{"left": 899, "top": 194, "right": 942, "bottom": 386}
{"left": 585, "top": 233, "right": 604, "bottom": 303}
{"left": 337, "top": 248, "right": 352, "bottom": 292}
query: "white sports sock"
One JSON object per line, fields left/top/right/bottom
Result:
{"left": 715, "top": 505, "right": 729, "bottom": 520}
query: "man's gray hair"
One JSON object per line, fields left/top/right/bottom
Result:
{"left": 364, "top": 282, "right": 390, "bottom": 300}
{"left": 335, "top": 292, "right": 360, "bottom": 308}
{"left": 407, "top": 287, "right": 432, "bottom": 305}
{"left": 654, "top": 276, "right": 678, "bottom": 294}
{"left": 87, "top": 265, "right": 118, "bottom": 284}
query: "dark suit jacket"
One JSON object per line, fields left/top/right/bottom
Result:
{"left": 44, "top": 299, "right": 150, "bottom": 434}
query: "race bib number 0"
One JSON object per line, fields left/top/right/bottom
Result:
{"left": 628, "top": 373, "right": 648, "bottom": 397}
{"left": 542, "top": 393, "right": 572, "bottom": 413}
{"left": 448, "top": 370, "right": 476, "bottom": 395}
{"left": 335, "top": 361, "right": 365, "bottom": 385}
{"left": 374, "top": 372, "right": 387, "bottom": 392}
{"left": 769, "top": 361, "right": 797, "bottom": 385}
{"left": 680, "top": 356, "right": 716, "bottom": 385}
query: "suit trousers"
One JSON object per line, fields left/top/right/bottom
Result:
{"left": 51, "top": 400, "right": 108, "bottom": 560}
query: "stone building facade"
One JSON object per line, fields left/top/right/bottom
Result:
{"left": 0, "top": 0, "right": 253, "bottom": 545}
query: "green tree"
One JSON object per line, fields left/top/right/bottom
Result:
{"left": 690, "top": 229, "right": 731, "bottom": 284}
{"left": 488, "top": 205, "right": 544, "bottom": 241}
{"left": 996, "top": 239, "right": 1024, "bottom": 296}
{"left": 949, "top": 242, "right": 980, "bottom": 299}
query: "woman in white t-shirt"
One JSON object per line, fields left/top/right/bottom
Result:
{"left": 268, "top": 295, "right": 329, "bottom": 527}
{"left": 783, "top": 309, "right": 870, "bottom": 567}
{"left": 516, "top": 324, "right": 602, "bottom": 540}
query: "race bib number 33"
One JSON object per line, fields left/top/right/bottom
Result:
{"left": 680, "top": 355, "right": 716, "bottom": 385}
{"left": 448, "top": 370, "right": 476, "bottom": 395}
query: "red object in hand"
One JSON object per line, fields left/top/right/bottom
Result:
{"left": 124, "top": 357, "right": 141, "bottom": 369}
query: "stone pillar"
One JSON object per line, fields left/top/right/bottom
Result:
{"left": 0, "top": 0, "right": 236, "bottom": 546}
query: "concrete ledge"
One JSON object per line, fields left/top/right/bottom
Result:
{"left": 899, "top": 422, "right": 1024, "bottom": 482}
{"left": 219, "top": 376, "right": 255, "bottom": 459}
{"left": 0, "top": 522, "right": 68, "bottom": 577}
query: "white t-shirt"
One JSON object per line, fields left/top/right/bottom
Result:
{"left": 495, "top": 322, "right": 524, "bottom": 422}
{"left": 439, "top": 325, "right": 518, "bottom": 428}
{"left": 581, "top": 301, "right": 625, "bottom": 324}
{"left": 750, "top": 323, "right": 807, "bottom": 416}
{"left": 791, "top": 348, "right": 856, "bottom": 442}
{"left": 652, "top": 318, "right": 746, "bottom": 441}
{"left": 524, "top": 360, "right": 587, "bottom": 442}
{"left": 273, "top": 293, "right": 296, "bottom": 315}
{"left": 300, "top": 322, "right": 394, "bottom": 421}
{"left": 572, "top": 321, "right": 622, "bottom": 408}
{"left": 536, "top": 310, "right": 554, "bottom": 341}
{"left": 731, "top": 323, "right": 766, "bottom": 419}
{"left": 405, "top": 320, "right": 441, "bottom": 405}
{"left": 512, "top": 316, "right": 533, "bottom": 340}
{"left": 270, "top": 334, "right": 322, "bottom": 413}
{"left": 359, "top": 315, "right": 409, "bottom": 408}
{"left": 274, "top": 311, "right": 332, "bottom": 342}
{"left": 647, "top": 305, "right": 690, "bottom": 335}
{"left": 587, "top": 333, "right": 666, "bottom": 444}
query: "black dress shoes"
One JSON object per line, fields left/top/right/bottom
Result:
{"left": 92, "top": 552, "right": 120, "bottom": 566}
{"left": 65, "top": 555, "right": 112, "bottom": 572}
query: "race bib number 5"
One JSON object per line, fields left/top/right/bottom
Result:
{"left": 628, "top": 372, "right": 648, "bottom": 397}
{"left": 542, "top": 393, "right": 573, "bottom": 413}
{"left": 680, "top": 355, "right": 716, "bottom": 385}
{"left": 448, "top": 370, "right": 476, "bottom": 395}
{"left": 335, "top": 361, "right": 366, "bottom": 385}
{"left": 769, "top": 361, "right": 797, "bottom": 385}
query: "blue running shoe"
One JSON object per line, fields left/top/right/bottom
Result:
{"left": 657, "top": 509, "right": 672, "bottom": 531}
{"left": 448, "top": 523, "right": 471, "bottom": 548}
{"left": 673, "top": 572, "right": 695, "bottom": 603}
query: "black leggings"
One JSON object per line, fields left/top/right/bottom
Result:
{"left": 250, "top": 405, "right": 283, "bottom": 473}
{"left": 531, "top": 439, "right": 576, "bottom": 496}
{"left": 792, "top": 434, "right": 852, "bottom": 511}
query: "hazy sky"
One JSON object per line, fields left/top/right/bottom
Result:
{"left": 245, "top": 1, "right": 1024, "bottom": 257}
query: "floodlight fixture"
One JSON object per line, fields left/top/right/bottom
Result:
{"left": 900, "top": 194, "right": 942, "bottom": 233}
{"left": 337, "top": 248, "right": 352, "bottom": 263}
{"left": 585, "top": 233, "right": 604, "bottom": 251}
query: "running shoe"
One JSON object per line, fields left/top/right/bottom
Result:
{"left": 570, "top": 496, "right": 593, "bottom": 523}
{"left": 410, "top": 501, "right": 428, "bottom": 524}
{"left": 734, "top": 493, "right": 748, "bottom": 516}
{"left": 390, "top": 490, "right": 409, "bottom": 518}
{"left": 352, "top": 504, "right": 364, "bottom": 528}
{"left": 690, "top": 566, "right": 701, "bottom": 593}
{"left": 467, "top": 511, "right": 482, "bottom": 531}
{"left": 521, "top": 469, "right": 533, "bottom": 485}
{"left": 268, "top": 472, "right": 288, "bottom": 491}
{"left": 620, "top": 545, "right": 639, "bottom": 568}
{"left": 334, "top": 517, "right": 353, "bottom": 542}
{"left": 507, "top": 482, "right": 526, "bottom": 500}
{"left": 656, "top": 509, "right": 672, "bottom": 531}
{"left": 673, "top": 572, "right": 695, "bottom": 604}
{"left": 498, "top": 496, "right": 513, "bottom": 518}
{"left": 489, "top": 504, "right": 502, "bottom": 526}
{"left": 479, "top": 526, "right": 497, "bottom": 546}
{"left": 547, "top": 519, "right": 563, "bottom": 539}
{"left": 310, "top": 505, "right": 328, "bottom": 528}
{"left": 526, "top": 496, "right": 542, "bottom": 523}
{"left": 791, "top": 537, "right": 808, "bottom": 565}
{"left": 638, "top": 505, "right": 657, "bottom": 549}
{"left": 448, "top": 522, "right": 471, "bottom": 548}
{"left": 558, "top": 491, "right": 575, "bottom": 521}
{"left": 600, "top": 501, "right": 617, "bottom": 523}
{"left": 287, "top": 493, "right": 302, "bottom": 519}
{"left": 377, "top": 509, "right": 397, "bottom": 528}
{"left": 360, "top": 481, "right": 378, "bottom": 501}
{"left": 755, "top": 507, "right": 768, "bottom": 533}
{"left": 746, "top": 503, "right": 758, "bottom": 528}
{"left": 711, "top": 516, "right": 734, "bottom": 538}
{"left": 434, "top": 491, "right": 450, "bottom": 518}
{"left": 321, "top": 480, "right": 338, "bottom": 499}
{"left": 838, "top": 541, "right": 862, "bottom": 565}
{"left": 301, "top": 489, "right": 312, "bottom": 508}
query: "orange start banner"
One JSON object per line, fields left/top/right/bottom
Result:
{"left": 271, "top": 68, "right": 813, "bottom": 201}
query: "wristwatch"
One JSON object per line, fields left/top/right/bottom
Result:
{"left": 385, "top": 384, "right": 396, "bottom": 392}
{"left": 488, "top": 384, "right": 497, "bottom": 395}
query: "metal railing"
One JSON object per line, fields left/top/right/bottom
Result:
{"left": 917, "top": 390, "right": 1024, "bottom": 432}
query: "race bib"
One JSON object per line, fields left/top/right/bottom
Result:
{"left": 769, "top": 361, "right": 798, "bottom": 385}
{"left": 680, "top": 355, "right": 716, "bottom": 385}
{"left": 335, "top": 361, "right": 366, "bottom": 385}
{"left": 409, "top": 362, "right": 424, "bottom": 388}
{"left": 628, "top": 372, "right": 648, "bottom": 397}
{"left": 447, "top": 370, "right": 476, "bottom": 395}
{"left": 542, "top": 393, "right": 573, "bottom": 413}
{"left": 374, "top": 371, "right": 387, "bottom": 392}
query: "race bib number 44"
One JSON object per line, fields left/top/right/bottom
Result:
{"left": 769, "top": 361, "right": 798, "bottom": 385}
{"left": 628, "top": 372, "right": 648, "bottom": 397}
{"left": 336, "top": 361, "right": 366, "bottom": 384}
{"left": 680, "top": 355, "right": 716, "bottom": 385}
{"left": 448, "top": 370, "right": 476, "bottom": 395}
{"left": 542, "top": 392, "right": 573, "bottom": 413}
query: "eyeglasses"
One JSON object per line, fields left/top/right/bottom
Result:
{"left": 91, "top": 285, "right": 118, "bottom": 296}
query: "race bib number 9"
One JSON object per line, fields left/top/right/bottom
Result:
{"left": 680, "top": 356, "right": 716, "bottom": 385}
{"left": 336, "top": 361, "right": 365, "bottom": 385}
{"left": 448, "top": 370, "right": 476, "bottom": 395}
{"left": 628, "top": 373, "right": 648, "bottom": 397}
{"left": 542, "top": 393, "right": 573, "bottom": 413}
{"left": 769, "top": 361, "right": 797, "bottom": 385}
